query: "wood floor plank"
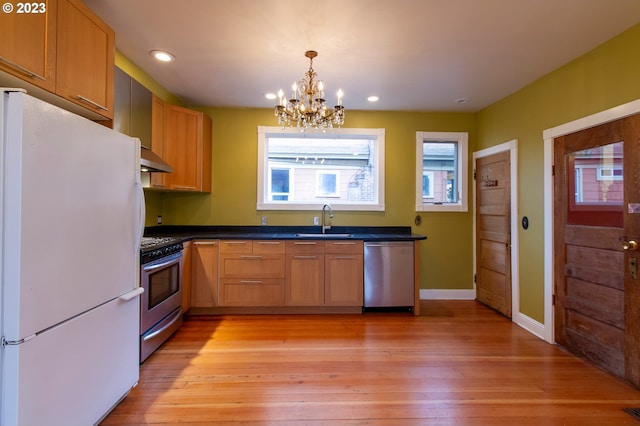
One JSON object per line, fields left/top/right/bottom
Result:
{"left": 100, "top": 301, "right": 640, "bottom": 425}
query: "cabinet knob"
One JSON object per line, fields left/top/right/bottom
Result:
{"left": 622, "top": 240, "right": 638, "bottom": 251}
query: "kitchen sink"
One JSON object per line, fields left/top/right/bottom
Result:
{"left": 295, "top": 233, "right": 354, "bottom": 238}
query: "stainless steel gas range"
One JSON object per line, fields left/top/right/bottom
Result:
{"left": 139, "top": 237, "right": 184, "bottom": 363}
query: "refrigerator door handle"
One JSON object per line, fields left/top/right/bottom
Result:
{"left": 119, "top": 287, "right": 145, "bottom": 302}
{"left": 2, "top": 334, "right": 36, "bottom": 346}
{"left": 135, "top": 167, "right": 146, "bottom": 254}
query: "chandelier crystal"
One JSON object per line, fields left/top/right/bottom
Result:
{"left": 275, "top": 51, "right": 345, "bottom": 130}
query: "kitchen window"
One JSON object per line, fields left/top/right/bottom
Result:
{"left": 257, "top": 126, "right": 385, "bottom": 211}
{"left": 415, "top": 131, "right": 468, "bottom": 212}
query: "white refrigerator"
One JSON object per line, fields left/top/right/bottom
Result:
{"left": 0, "top": 89, "right": 145, "bottom": 425}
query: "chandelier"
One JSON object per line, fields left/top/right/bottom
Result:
{"left": 275, "top": 50, "right": 345, "bottom": 130}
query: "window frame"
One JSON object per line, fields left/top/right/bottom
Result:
{"left": 415, "top": 131, "right": 468, "bottom": 212}
{"left": 257, "top": 126, "right": 385, "bottom": 211}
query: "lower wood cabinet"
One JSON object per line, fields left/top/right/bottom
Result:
{"left": 285, "top": 241, "right": 325, "bottom": 306}
{"left": 190, "top": 240, "right": 219, "bottom": 308}
{"left": 218, "top": 240, "right": 285, "bottom": 306}
{"left": 181, "top": 241, "right": 192, "bottom": 313}
{"left": 286, "top": 240, "right": 363, "bottom": 307}
{"left": 324, "top": 241, "right": 364, "bottom": 306}
{"left": 186, "top": 238, "right": 365, "bottom": 312}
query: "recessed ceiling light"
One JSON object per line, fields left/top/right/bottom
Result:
{"left": 265, "top": 93, "right": 277, "bottom": 100}
{"left": 150, "top": 50, "right": 175, "bottom": 62}
{"left": 367, "top": 96, "right": 379, "bottom": 102}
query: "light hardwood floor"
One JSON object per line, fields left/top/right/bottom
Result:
{"left": 101, "top": 301, "right": 640, "bottom": 425}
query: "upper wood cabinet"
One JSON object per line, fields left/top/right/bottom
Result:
{"left": 0, "top": 0, "right": 114, "bottom": 120}
{"left": 56, "top": 0, "right": 114, "bottom": 119}
{"left": 0, "top": 0, "right": 57, "bottom": 92}
{"left": 150, "top": 97, "right": 212, "bottom": 192}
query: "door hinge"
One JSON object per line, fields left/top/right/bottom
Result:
{"left": 474, "top": 273, "right": 477, "bottom": 283}
{"left": 552, "top": 294, "right": 556, "bottom": 306}
{"left": 552, "top": 165, "right": 555, "bottom": 176}
{"left": 473, "top": 169, "right": 476, "bottom": 180}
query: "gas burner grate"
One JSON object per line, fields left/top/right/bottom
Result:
{"left": 141, "top": 236, "right": 178, "bottom": 249}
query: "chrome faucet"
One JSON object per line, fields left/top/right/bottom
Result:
{"left": 321, "top": 204, "right": 333, "bottom": 233}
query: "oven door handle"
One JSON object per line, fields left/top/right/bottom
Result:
{"left": 119, "top": 287, "right": 145, "bottom": 302}
{"left": 142, "top": 309, "right": 182, "bottom": 342}
{"left": 143, "top": 252, "right": 183, "bottom": 272}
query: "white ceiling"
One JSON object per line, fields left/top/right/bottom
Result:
{"left": 84, "top": 0, "right": 640, "bottom": 112}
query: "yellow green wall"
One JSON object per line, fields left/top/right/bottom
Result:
{"left": 118, "top": 22, "right": 640, "bottom": 322}
{"left": 161, "top": 108, "right": 477, "bottom": 293}
{"left": 477, "top": 23, "right": 640, "bottom": 322}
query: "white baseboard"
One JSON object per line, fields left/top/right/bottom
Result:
{"left": 420, "top": 289, "right": 476, "bottom": 300}
{"left": 514, "top": 312, "right": 548, "bottom": 342}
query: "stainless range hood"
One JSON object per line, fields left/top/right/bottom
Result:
{"left": 140, "top": 146, "right": 173, "bottom": 173}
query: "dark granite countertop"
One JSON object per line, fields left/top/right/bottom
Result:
{"left": 144, "top": 225, "right": 427, "bottom": 242}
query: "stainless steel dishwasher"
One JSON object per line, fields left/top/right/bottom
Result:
{"left": 364, "top": 241, "right": 414, "bottom": 310}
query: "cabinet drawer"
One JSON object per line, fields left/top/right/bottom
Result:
{"left": 286, "top": 240, "right": 325, "bottom": 254}
{"left": 220, "top": 240, "right": 252, "bottom": 254}
{"left": 325, "top": 240, "right": 363, "bottom": 254}
{"left": 219, "top": 279, "right": 284, "bottom": 306}
{"left": 253, "top": 240, "right": 285, "bottom": 254}
{"left": 219, "top": 254, "right": 285, "bottom": 279}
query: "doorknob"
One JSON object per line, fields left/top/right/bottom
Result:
{"left": 622, "top": 240, "right": 639, "bottom": 251}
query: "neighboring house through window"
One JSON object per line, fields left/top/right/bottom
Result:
{"left": 416, "top": 131, "right": 468, "bottom": 212}
{"left": 257, "top": 127, "right": 385, "bottom": 211}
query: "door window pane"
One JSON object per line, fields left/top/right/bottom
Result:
{"left": 567, "top": 141, "right": 623, "bottom": 227}
{"left": 570, "top": 141, "right": 623, "bottom": 205}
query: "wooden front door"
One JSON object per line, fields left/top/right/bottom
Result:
{"left": 475, "top": 151, "right": 512, "bottom": 317}
{"left": 554, "top": 114, "right": 640, "bottom": 386}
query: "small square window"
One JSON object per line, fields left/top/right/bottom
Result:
{"left": 416, "top": 132, "right": 468, "bottom": 212}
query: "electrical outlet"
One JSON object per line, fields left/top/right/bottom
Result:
{"left": 157, "top": 215, "right": 162, "bottom": 225}
{"left": 261, "top": 216, "right": 268, "bottom": 226}
{"left": 313, "top": 216, "right": 319, "bottom": 225}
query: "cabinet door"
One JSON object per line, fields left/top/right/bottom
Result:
{"left": 163, "top": 104, "right": 202, "bottom": 191}
{"left": 286, "top": 253, "right": 324, "bottom": 306}
{"left": 190, "top": 241, "right": 219, "bottom": 308}
{"left": 0, "top": 0, "right": 56, "bottom": 91}
{"left": 181, "top": 241, "right": 192, "bottom": 313}
{"left": 56, "top": 0, "right": 114, "bottom": 119}
{"left": 325, "top": 254, "right": 364, "bottom": 306}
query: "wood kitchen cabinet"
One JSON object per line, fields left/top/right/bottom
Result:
{"left": 0, "top": 0, "right": 114, "bottom": 120}
{"left": 149, "top": 99, "right": 212, "bottom": 192}
{"left": 219, "top": 240, "right": 285, "bottom": 306}
{"left": 181, "top": 241, "right": 192, "bottom": 313}
{"left": 190, "top": 240, "right": 219, "bottom": 308}
{"left": 0, "top": 0, "right": 57, "bottom": 92}
{"left": 56, "top": 0, "right": 115, "bottom": 119}
{"left": 324, "top": 241, "right": 364, "bottom": 306}
{"left": 285, "top": 241, "right": 325, "bottom": 306}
